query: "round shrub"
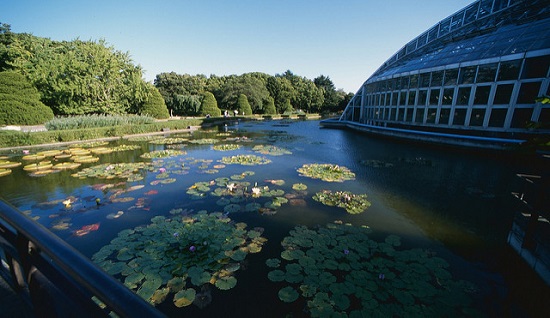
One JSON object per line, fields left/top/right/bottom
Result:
{"left": 139, "top": 85, "right": 170, "bottom": 119}
{"left": 0, "top": 71, "right": 54, "bottom": 125}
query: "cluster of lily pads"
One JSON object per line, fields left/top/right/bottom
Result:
{"left": 186, "top": 172, "right": 301, "bottom": 215}
{"left": 72, "top": 162, "right": 151, "bottom": 182}
{"left": 92, "top": 210, "right": 267, "bottom": 308}
{"left": 212, "top": 144, "right": 242, "bottom": 151}
{"left": 140, "top": 150, "right": 186, "bottom": 159}
{"left": 266, "top": 222, "right": 480, "bottom": 317}
{"left": 219, "top": 154, "right": 272, "bottom": 166}
{"left": 252, "top": 145, "right": 292, "bottom": 156}
{"left": 312, "top": 190, "right": 371, "bottom": 214}
{"left": 297, "top": 163, "right": 355, "bottom": 182}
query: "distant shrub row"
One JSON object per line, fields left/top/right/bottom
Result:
{"left": 0, "top": 118, "right": 203, "bottom": 148}
{"left": 45, "top": 114, "right": 157, "bottom": 131}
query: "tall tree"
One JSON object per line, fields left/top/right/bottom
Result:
{"left": 314, "top": 75, "right": 340, "bottom": 111}
{"left": 4, "top": 35, "right": 148, "bottom": 115}
{"left": 216, "top": 74, "right": 270, "bottom": 113}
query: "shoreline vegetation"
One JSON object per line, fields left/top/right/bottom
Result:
{"left": 0, "top": 114, "right": 322, "bottom": 151}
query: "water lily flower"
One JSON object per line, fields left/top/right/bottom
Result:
{"left": 158, "top": 167, "right": 166, "bottom": 173}
{"left": 227, "top": 183, "right": 236, "bottom": 192}
{"left": 62, "top": 199, "right": 73, "bottom": 208}
{"left": 251, "top": 187, "right": 261, "bottom": 196}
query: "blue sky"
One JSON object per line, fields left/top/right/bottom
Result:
{"left": 3, "top": 0, "right": 473, "bottom": 93}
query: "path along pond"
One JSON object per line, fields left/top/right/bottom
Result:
{"left": 0, "top": 119, "right": 548, "bottom": 317}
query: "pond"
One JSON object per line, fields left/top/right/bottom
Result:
{"left": 0, "top": 119, "right": 549, "bottom": 317}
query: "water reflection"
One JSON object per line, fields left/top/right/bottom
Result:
{"left": 0, "top": 119, "right": 548, "bottom": 316}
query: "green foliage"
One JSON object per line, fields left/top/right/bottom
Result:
{"left": 236, "top": 94, "right": 252, "bottom": 115}
{"left": 200, "top": 92, "right": 221, "bottom": 117}
{"left": 282, "top": 99, "right": 294, "bottom": 114}
{"left": 154, "top": 72, "right": 207, "bottom": 116}
{"left": 263, "top": 97, "right": 277, "bottom": 115}
{"left": 0, "top": 71, "right": 54, "bottom": 125}
{"left": 138, "top": 85, "right": 169, "bottom": 119}
{"left": 2, "top": 33, "right": 148, "bottom": 115}
{"left": 45, "top": 114, "right": 155, "bottom": 130}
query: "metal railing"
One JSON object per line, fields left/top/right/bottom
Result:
{"left": 0, "top": 199, "right": 166, "bottom": 318}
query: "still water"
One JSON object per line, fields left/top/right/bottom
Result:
{"left": 1, "top": 119, "right": 548, "bottom": 317}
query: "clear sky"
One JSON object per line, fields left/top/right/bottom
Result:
{"left": 2, "top": 0, "right": 474, "bottom": 93}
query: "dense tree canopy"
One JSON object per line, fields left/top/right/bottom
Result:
{"left": 0, "top": 24, "right": 150, "bottom": 117}
{"left": 155, "top": 70, "right": 350, "bottom": 116}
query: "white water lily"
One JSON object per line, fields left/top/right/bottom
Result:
{"left": 251, "top": 187, "right": 261, "bottom": 196}
{"left": 227, "top": 183, "right": 236, "bottom": 192}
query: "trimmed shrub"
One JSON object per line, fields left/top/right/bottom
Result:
{"left": 263, "top": 97, "right": 277, "bottom": 115}
{"left": 139, "top": 86, "right": 170, "bottom": 119}
{"left": 0, "top": 71, "right": 54, "bottom": 125}
{"left": 237, "top": 94, "right": 253, "bottom": 115}
{"left": 200, "top": 92, "right": 221, "bottom": 117}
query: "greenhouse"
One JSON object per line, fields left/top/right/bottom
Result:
{"left": 324, "top": 0, "right": 550, "bottom": 148}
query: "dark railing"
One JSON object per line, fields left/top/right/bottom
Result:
{"left": 0, "top": 199, "right": 166, "bottom": 318}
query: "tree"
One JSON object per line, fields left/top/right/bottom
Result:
{"left": 154, "top": 72, "right": 207, "bottom": 116}
{"left": 314, "top": 75, "right": 341, "bottom": 111}
{"left": 137, "top": 84, "right": 169, "bottom": 119}
{"left": 3, "top": 34, "right": 148, "bottom": 115}
{"left": 281, "top": 99, "right": 293, "bottom": 114}
{"left": 0, "top": 71, "right": 54, "bottom": 125}
{"left": 200, "top": 91, "right": 221, "bottom": 117}
{"left": 216, "top": 74, "right": 270, "bottom": 113}
{"left": 263, "top": 97, "right": 277, "bottom": 115}
{"left": 266, "top": 76, "right": 295, "bottom": 112}
{"left": 237, "top": 94, "right": 252, "bottom": 115}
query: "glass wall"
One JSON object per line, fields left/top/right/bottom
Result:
{"left": 344, "top": 53, "right": 550, "bottom": 132}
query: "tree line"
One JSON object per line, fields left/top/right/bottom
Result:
{"left": 0, "top": 23, "right": 352, "bottom": 125}
{"left": 155, "top": 71, "right": 353, "bottom": 117}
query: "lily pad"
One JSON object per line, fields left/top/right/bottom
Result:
{"left": 278, "top": 286, "right": 299, "bottom": 303}
{"left": 214, "top": 276, "right": 237, "bottom": 290}
{"left": 292, "top": 183, "right": 308, "bottom": 191}
{"left": 173, "top": 288, "right": 196, "bottom": 307}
